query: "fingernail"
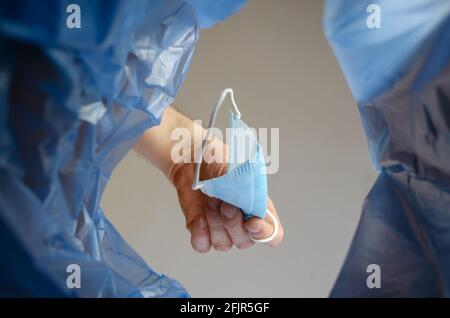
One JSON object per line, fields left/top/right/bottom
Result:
{"left": 222, "top": 205, "right": 237, "bottom": 219}
{"left": 246, "top": 221, "right": 261, "bottom": 234}
{"left": 194, "top": 241, "right": 209, "bottom": 253}
{"left": 198, "top": 216, "right": 207, "bottom": 229}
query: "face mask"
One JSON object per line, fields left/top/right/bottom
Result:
{"left": 192, "top": 89, "right": 278, "bottom": 243}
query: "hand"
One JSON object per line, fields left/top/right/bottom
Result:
{"left": 169, "top": 157, "right": 284, "bottom": 253}
{"left": 136, "top": 106, "right": 283, "bottom": 252}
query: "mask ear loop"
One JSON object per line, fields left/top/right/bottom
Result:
{"left": 250, "top": 209, "right": 279, "bottom": 243}
{"left": 191, "top": 88, "right": 279, "bottom": 244}
{"left": 192, "top": 88, "right": 241, "bottom": 191}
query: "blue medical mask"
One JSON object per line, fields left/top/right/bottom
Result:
{"left": 192, "top": 89, "right": 278, "bottom": 243}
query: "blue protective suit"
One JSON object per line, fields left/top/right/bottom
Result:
{"left": 325, "top": 0, "right": 450, "bottom": 297}
{"left": 0, "top": 0, "right": 245, "bottom": 297}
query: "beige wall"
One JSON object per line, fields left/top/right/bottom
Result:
{"left": 102, "top": 0, "right": 377, "bottom": 297}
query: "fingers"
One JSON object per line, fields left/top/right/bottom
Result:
{"left": 220, "top": 203, "right": 254, "bottom": 249}
{"left": 189, "top": 196, "right": 283, "bottom": 253}
{"left": 244, "top": 218, "right": 276, "bottom": 246}
{"left": 244, "top": 199, "right": 284, "bottom": 247}
{"left": 204, "top": 197, "right": 233, "bottom": 252}
{"left": 190, "top": 215, "right": 211, "bottom": 253}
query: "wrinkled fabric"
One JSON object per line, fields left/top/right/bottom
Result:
{"left": 186, "top": 0, "right": 246, "bottom": 29}
{"left": 201, "top": 112, "right": 268, "bottom": 219}
{"left": 324, "top": 0, "right": 450, "bottom": 297}
{"left": 0, "top": 0, "right": 245, "bottom": 297}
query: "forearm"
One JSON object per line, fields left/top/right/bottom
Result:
{"left": 135, "top": 106, "right": 203, "bottom": 180}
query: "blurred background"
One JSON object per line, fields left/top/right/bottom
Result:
{"left": 102, "top": 0, "right": 377, "bottom": 297}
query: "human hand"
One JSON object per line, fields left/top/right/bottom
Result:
{"left": 169, "top": 154, "right": 284, "bottom": 253}
{"left": 136, "top": 106, "right": 283, "bottom": 252}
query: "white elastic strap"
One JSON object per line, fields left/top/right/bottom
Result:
{"left": 250, "top": 209, "right": 279, "bottom": 244}
{"left": 192, "top": 88, "right": 241, "bottom": 190}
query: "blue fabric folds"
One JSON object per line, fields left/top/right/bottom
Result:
{"left": 324, "top": 0, "right": 450, "bottom": 297}
{"left": 0, "top": 0, "right": 245, "bottom": 297}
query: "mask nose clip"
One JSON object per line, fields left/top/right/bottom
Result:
{"left": 192, "top": 88, "right": 241, "bottom": 190}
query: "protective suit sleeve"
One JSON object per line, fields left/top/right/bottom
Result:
{"left": 0, "top": 0, "right": 245, "bottom": 297}
{"left": 324, "top": 0, "right": 450, "bottom": 297}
